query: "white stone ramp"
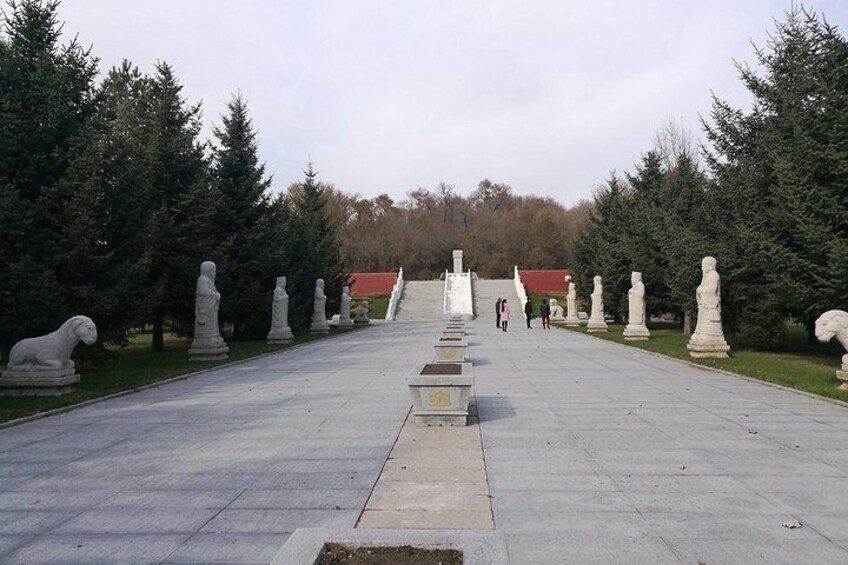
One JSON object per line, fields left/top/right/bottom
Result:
{"left": 474, "top": 279, "right": 519, "bottom": 321}
{"left": 394, "top": 280, "right": 445, "bottom": 321}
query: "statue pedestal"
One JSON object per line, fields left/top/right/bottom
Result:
{"left": 310, "top": 321, "right": 330, "bottom": 334}
{"left": 564, "top": 316, "right": 580, "bottom": 327}
{"left": 587, "top": 319, "right": 608, "bottom": 332}
{"left": 189, "top": 338, "right": 229, "bottom": 361}
{"left": 338, "top": 318, "right": 353, "bottom": 329}
{"left": 623, "top": 324, "right": 650, "bottom": 340}
{"left": 267, "top": 327, "right": 293, "bottom": 344}
{"left": 836, "top": 368, "right": 848, "bottom": 391}
{"left": 0, "top": 367, "right": 79, "bottom": 396}
{"left": 687, "top": 335, "right": 730, "bottom": 358}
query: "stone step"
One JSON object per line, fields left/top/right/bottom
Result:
{"left": 394, "top": 281, "right": 445, "bottom": 321}
{"left": 473, "top": 279, "right": 520, "bottom": 320}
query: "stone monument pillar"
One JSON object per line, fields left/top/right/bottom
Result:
{"left": 0, "top": 315, "right": 97, "bottom": 395}
{"left": 814, "top": 310, "right": 848, "bottom": 390}
{"left": 623, "top": 271, "right": 650, "bottom": 340}
{"left": 687, "top": 256, "right": 730, "bottom": 358}
{"left": 587, "top": 275, "right": 608, "bottom": 332}
{"left": 564, "top": 275, "right": 580, "bottom": 326}
{"left": 339, "top": 285, "right": 353, "bottom": 328}
{"left": 267, "top": 276, "right": 294, "bottom": 344}
{"left": 188, "top": 261, "right": 229, "bottom": 361}
{"left": 310, "top": 278, "right": 330, "bottom": 334}
{"left": 452, "top": 250, "right": 463, "bottom": 274}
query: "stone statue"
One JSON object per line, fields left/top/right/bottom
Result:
{"left": 188, "top": 261, "right": 229, "bottom": 361}
{"left": 623, "top": 272, "right": 650, "bottom": 340}
{"left": 267, "top": 276, "right": 294, "bottom": 344}
{"left": 587, "top": 275, "right": 608, "bottom": 332}
{"left": 687, "top": 256, "right": 730, "bottom": 358}
{"left": 815, "top": 310, "right": 848, "bottom": 390}
{"left": 0, "top": 315, "right": 97, "bottom": 394}
{"left": 549, "top": 299, "right": 565, "bottom": 321}
{"left": 310, "top": 278, "right": 330, "bottom": 334}
{"left": 564, "top": 275, "right": 580, "bottom": 326}
{"left": 354, "top": 301, "right": 371, "bottom": 325}
{"left": 338, "top": 285, "right": 353, "bottom": 328}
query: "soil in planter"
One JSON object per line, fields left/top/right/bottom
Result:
{"left": 421, "top": 363, "right": 462, "bottom": 375}
{"left": 439, "top": 337, "right": 462, "bottom": 341}
{"left": 317, "top": 543, "right": 462, "bottom": 565}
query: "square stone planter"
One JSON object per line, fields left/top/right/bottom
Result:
{"left": 407, "top": 362, "right": 474, "bottom": 426}
{"left": 442, "top": 328, "right": 465, "bottom": 340}
{"left": 433, "top": 338, "right": 469, "bottom": 363}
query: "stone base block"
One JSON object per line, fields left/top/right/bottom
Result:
{"left": 624, "top": 325, "right": 651, "bottom": 340}
{"left": 310, "top": 321, "right": 330, "bottom": 334}
{"left": 836, "top": 370, "right": 848, "bottom": 391}
{"left": 0, "top": 368, "right": 79, "bottom": 396}
{"left": 267, "top": 327, "right": 293, "bottom": 344}
{"left": 338, "top": 319, "right": 353, "bottom": 328}
{"left": 353, "top": 319, "right": 370, "bottom": 325}
{"left": 407, "top": 364, "right": 473, "bottom": 427}
{"left": 564, "top": 317, "right": 580, "bottom": 327}
{"left": 587, "top": 319, "right": 608, "bottom": 332}
{"left": 687, "top": 342, "right": 730, "bottom": 358}
{"left": 188, "top": 343, "right": 229, "bottom": 361}
{"left": 433, "top": 340, "right": 469, "bottom": 363}
{"left": 551, "top": 316, "right": 565, "bottom": 323}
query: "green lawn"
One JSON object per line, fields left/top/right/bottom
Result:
{"left": 0, "top": 326, "right": 360, "bottom": 424}
{"left": 558, "top": 323, "right": 848, "bottom": 402}
{"left": 353, "top": 294, "right": 389, "bottom": 320}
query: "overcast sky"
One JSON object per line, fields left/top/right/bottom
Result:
{"left": 59, "top": 1, "right": 847, "bottom": 205}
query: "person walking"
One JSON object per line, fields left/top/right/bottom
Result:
{"left": 524, "top": 298, "right": 533, "bottom": 329}
{"left": 495, "top": 298, "right": 502, "bottom": 329}
{"left": 540, "top": 298, "right": 551, "bottom": 329}
{"left": 500, "top": 299, "right": 510, "bottom": 332}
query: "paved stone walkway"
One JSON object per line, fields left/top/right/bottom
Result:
{"left": 2, "top": 320, "right": 848, "bottom": 563}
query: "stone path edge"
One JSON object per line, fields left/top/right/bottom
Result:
{"left": 0, "top": 325, "right": 374, "bottom": 431}
{"left": 559, "top": 326, "right": 848, "bottom": 411}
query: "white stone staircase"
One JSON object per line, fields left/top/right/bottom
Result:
{"left": 394, "top": 281, "right": 446, "bottom": 321}
{"left": 473, "top": 279, "right": 520, "bottom": 320}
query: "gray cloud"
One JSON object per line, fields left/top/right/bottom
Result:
{"left": 59, "top": 0, "right": 848, "bottom": 204}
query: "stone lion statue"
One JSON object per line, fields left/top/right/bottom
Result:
{"left": 815, "top": 310, "right": 848, "bottom": 366}
{"left": 7, "top": 315, "right": 98, "bottom": 371}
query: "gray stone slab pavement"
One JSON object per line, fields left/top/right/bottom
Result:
{"left": 2, "top": 319, "right": 848, "bottom": 564}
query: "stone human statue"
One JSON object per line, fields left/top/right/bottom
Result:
{"left": 623, "top": 271, "right": 650, "bottom": 340}
{"left": 687, "top": 256, "right": 730, "bottom": 358}
{"left": 564, "top": 275, "right": 580, "bottom": 326}
{"left": 0, "top": 315, "right": 98, "bottom": 394}
{"left": 189, "top": 261, "right": 229, "bottom": 360}
{"left": 814, "top": 310, "right": 848, "bottom": 390}
{"left": 339, "top": 285, "right": 353, "bottom": 328}
{"left": 267, "top": 276, "right": 294, "bottom": 344}
{"left": 310, "top": 278, "right": 330, "bottom": 333}
{"left": 549, "top": 299, "right": 565, "bottom": 321}
{"left": 354, "top": 301, "right": 371, "bottom": 324}
{"left": 587, "top": 275, "right": 608, "bottom": 331}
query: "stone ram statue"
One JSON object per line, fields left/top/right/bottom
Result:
{"left": 815, "top": 310, "right": 848, "bottom": 390}
{"left": 6, "top": 315, "right": 98, "bottom": 372}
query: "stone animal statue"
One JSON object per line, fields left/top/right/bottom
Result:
{"left": 815, "top": 310, "right": 848, "bottom": 365}
{"left": 7, "top": 316, "right": 98, "bottom": 371}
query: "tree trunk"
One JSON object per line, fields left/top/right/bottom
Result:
{"left": 807, "top": 319, "right": 817, "bottom": 346}
{"left": 683, "top": 310, "right": 692, "bottom": 336}
{"left": 152, "top": 308, "right": 164, "bottom": 352}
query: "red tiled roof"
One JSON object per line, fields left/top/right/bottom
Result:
{"left": 519, "top": 270, "right": 572, "bottom": 293}
{"left": 349, "top": 272, "right": 398, "bottom": 296}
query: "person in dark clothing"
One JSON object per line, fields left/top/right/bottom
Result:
{"left": 524, "top": 298, "right": 533, "bottom": 329}
{"left": 495, "top": 298, "right": 502, "bottom": 328}
{"left": 540, "top": 299, "right": 551, "bottom": 329}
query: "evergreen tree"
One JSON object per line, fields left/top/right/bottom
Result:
{"left": 211, "top": 94, "right": 281, "bottom": 339}
{"left": 0, "top": 0, "right": 97, "bottom": 354}
{"left": 146, "top": 62, "right": 214, "bottom": 350}
{"left": 287, "top": 163, "right": 348, "bottom": 330}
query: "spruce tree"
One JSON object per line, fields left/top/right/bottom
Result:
{"left": 0, "top": 0, "right": 97, "bottom": 354}
{"left": 211, "top": 94, "right": 280, "bottom": 339}
{"left": 287, "top": 163, "right": 348, "bottom": 330}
